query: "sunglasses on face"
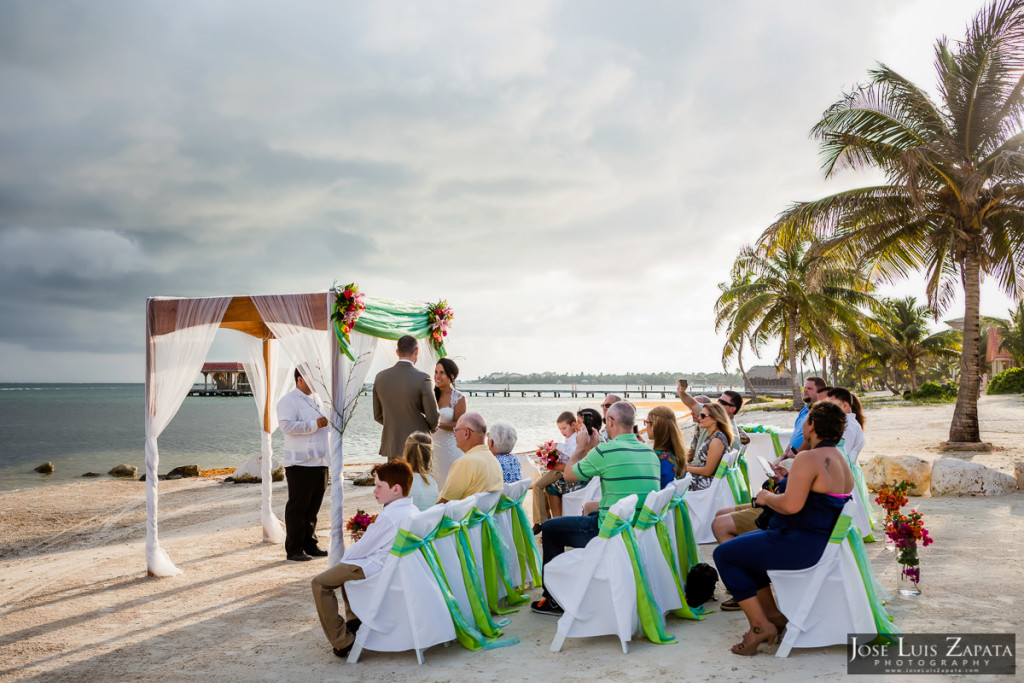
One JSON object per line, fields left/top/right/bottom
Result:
{"left": 699, "top": 413, "right": 711, "bottom": 419}
{"left": 718, "top": 399, "right": 733, "bottom": 408}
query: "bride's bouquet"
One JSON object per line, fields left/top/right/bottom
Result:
{"left": 346, "top": 509, "right": 377, "bottom": 542}
{"left": 535, "top": 440, "right": 560, "bottom": 471}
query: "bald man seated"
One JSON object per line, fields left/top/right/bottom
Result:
{"left": 437, "top": 412, "right": 504, "bottom": 503}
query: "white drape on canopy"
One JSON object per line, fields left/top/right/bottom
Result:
{"left": 328, "top": 330, "right": 378, "bottom": 565}
{"left": 145, "top": 296, "right": 231, "bottom": 576}
{"left": 238, "top": 334, "right": 292, "bottom": 544}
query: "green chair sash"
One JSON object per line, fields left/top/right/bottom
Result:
{"left": 434, "top": 514, "right": 506, "bottom": 636}
{"left": 494, "top": 490, "right": 543, "bottom": 589}
{"left": 714, "top": 459, "right": 750, "bottom": 505}
{"left": 465, "top": 506, "right": 529, "bottom": 613}
{"left": 390, "top": 527, "right": 516, "bottom": 650}
{"left": 665, "top": 493, "right": 703, "bottom": 574}
{"left": 742, "top": 425, "right": 784, "bottom": 459}
{"left": 597, "top": 512, "right": 676, "bottom": 644}
{"left": 826, "top": 514, "right": 900, "bottom": 644}
{"left": 634, "top": 504, "right": 705, "bottom": 621}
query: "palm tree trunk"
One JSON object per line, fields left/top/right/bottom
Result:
{"left": 788, "top": 315, "right": 800, "bottom": 407}
{"left": 949, "top": 247, "right": 982, "bottom": 442}
{"left": 738, "top": 348, "right": 755, "bottom": 397}
{"left": 909, "top": 359, "right": 919, "bottom": 392}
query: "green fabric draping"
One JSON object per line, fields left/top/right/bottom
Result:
{"left": 465, "top": 506, "right": 529, "bottom": 613}
{"left": 597, "top": 512, "right": 676, "bottom": 644}
{"left": 634, "top": 505, "right": 705, "bottom": 621}
{"left": 434, "top": 515, "right": 506, "bottom": 636}
{"left": 838, "top": 439, "right": 877, "bottom": 539}
{"left": 835, "top": 516, "right": 901, "bottom": 644}
{"left": 665, "top": 493, "right": 703, "bottom": 574}
{"left": 494, "top": 490, "right": 543, "bottom": 589}
{"left": 390, "top": 528, "right": 515, "bottom": 650}
{"left": 333, "top": 295, "right": 448, "bottom": 360}
{"left": 714, "top": 459, "right": 750, "bottom": 505}
{"left": 742, "top": 425, "right": 784, "bottom": 459}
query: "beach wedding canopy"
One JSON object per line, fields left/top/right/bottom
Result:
{"left": 144, "top": 288, "right": 451, "bottom": 576}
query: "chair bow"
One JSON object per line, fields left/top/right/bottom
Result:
{"left": 635, "top": 504, "right": 705, "bottom": 621}
{"left": 494, "top": 490, "right": 543, "bottom": 589}
{"left": 598, "top": 512, "right": 676, "bottom": 644}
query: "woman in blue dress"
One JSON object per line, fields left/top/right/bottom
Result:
{"left": 713, "top": 400, "right": 854, "bottom": 656}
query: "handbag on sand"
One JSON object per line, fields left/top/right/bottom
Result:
{"left": 685, "top": 563, "right": 718, "bottom": 607}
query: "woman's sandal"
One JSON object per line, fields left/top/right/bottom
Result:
{"left": 730, "top": 623, "right": 779, "bottom": 656}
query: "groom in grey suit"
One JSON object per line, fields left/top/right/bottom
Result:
{"left": 372, "top": 335, "right": 441, "bottom": 460}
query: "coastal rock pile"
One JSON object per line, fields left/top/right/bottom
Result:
{"left": 227, "top": 454, "right": 284, "bottom": 483}
{"left": 109, "top": 464, "right": 137, "bottom": 478}
{"left": 34, "top": 462, "right": 55, "bottom": 474}
{"left": 931, "top": 459, "right": 1017, "bottom": 496}
{"left": 166, "top": 464, "right": 201, "bottom": 480}
{"left": 862, "top": 455, "right": 932, "bottom": 496}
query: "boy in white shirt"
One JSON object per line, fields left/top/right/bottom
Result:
{"left": 311, "top": 460, "right": 416, "bottom": 658}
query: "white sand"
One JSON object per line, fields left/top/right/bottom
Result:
{"left": 1, "top": 395, "right": 1023, "bottom": 681}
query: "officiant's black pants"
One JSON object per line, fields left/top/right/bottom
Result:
{"left": 285, "top": 465, "right": 328, "bottom": 557}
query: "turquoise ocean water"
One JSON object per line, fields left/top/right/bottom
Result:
{"left": 0, "top": 383, "right": 735, "bottom": 492}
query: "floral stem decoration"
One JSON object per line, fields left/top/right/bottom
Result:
{"left": 346, "top": 509, "right": 376, "bottom": 542}
{"left": 536, "top": 441, "right": 560, "bottom": 471}
{"left": 427, "top": 300, "right": 454, "bottom": 355}
{"left": 875, "top": 480, "right": 933, "bottom": 590}
{"left": 331, "top": 283, "right": 367, "bottom": 361}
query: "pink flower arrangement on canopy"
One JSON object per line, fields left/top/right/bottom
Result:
{"left": 331, "top": 283, "right": 367, "bottom": 348}
{"left": 427, "top": 300, "right": 454, "bottom": 350}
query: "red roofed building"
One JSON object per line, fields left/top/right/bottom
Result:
{"left": 987, "top": 328, "right": 1017, "bottom": 375}
{"left": 193, "top": 362, "right": 251, "bottom": 395}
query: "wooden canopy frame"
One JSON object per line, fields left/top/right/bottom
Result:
{"left": 147, "top": 293, "right": 329, "bottom": 432}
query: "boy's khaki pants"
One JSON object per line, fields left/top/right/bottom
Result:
{"left": 532, "top": 469, "right": 562, "bottom": 524}
{"left": 311, "top": 561, "right": 366, "bottom": 650}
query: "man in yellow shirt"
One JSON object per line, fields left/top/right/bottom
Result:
{"left": 437, "top": 412, "right": 503, "bottom": 503}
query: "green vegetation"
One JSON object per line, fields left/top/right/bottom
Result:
{"left": 735, "top": 1, "right": 1024, "bottom": 443}
{"left": 906, "top": 381, "right": 958, "bottom": 402}
{"left": 987, "top": 367, "right": 1024, "bottom": 394}
{"left": 467, "top": 371, "right": 743, "bottom": 386}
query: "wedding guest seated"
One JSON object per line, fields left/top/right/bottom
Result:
{"left": 712, "top": 401, "right": 854, "bottom": 655}
{"left": 685, "top": 402, "right": 733, "bottom": 490}
{"left": 826, "top": 387, "right": 866, "bottom": 462}
{"left": 437, "top": 413, "right": 503, "bottom": 503}
{"left": 644, "top": 406, "right": 688, "bottom": 488}
{"left": 401, "top": 432, "right": 438, "bottom": 511}
{"left": 487, "top": 420, "right": 522, "bottom": 483}
{"left": 532, "top": 411, "right": 579, "bottom": 531}
{"left": 311, "top": 460, "right": 417, "bottom": 659}
{"left": 531, "top": 402, "right": 659, "bottom": 616}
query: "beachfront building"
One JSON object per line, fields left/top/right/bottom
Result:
{"left": 747, "top": 365, "right": 792, "bottom": 396}
{"left": 193, "top": 362, "right": 251, "bottom": 396}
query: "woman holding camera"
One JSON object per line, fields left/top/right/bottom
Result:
{"left": 685, "top": 402, "right": 732, "bottom": 491}
{"left": 712, "top": 401, "right": 854, "bottom": 656}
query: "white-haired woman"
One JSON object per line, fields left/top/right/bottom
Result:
{"left": 487, "top": 421, "right": 522, "bottom": 483}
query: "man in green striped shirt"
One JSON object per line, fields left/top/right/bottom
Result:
{"left": 531, "top": 401, "right": 660, "bottom": 616}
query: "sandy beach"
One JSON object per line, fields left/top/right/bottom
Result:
{"left": 1, "top": 395, "right": 1022, "bottom": 681}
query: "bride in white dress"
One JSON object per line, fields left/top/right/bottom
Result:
{"left": 432, "top": 358, "right": 466, "bottom": 488}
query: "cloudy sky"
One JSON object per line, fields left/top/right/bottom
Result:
{"left": 0, "top": 0, "right": 1015, "bottom": 382}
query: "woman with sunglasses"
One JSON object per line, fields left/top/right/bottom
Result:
{"left": 685, "top": 402, "right": 733, "bottom": 491}
{"left": 645, "top": 406, "right": 688, "bottom": 488}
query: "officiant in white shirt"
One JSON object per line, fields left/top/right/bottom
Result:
{"left": 278, "top": 368, "right": 330, "bottom": 562}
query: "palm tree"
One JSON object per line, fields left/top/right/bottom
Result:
{"left": 758, "top": 0, "right": 1024, "bottom": 442}
{"left": 715, "top": 242, "right": 875, "bottom": 406}
{"left": 995, "top": 301, "right": 1024, "bottom": 364}
{"left": 872, "top": 297, "right": 963, "bottom": 391}
{"left": 715, "top": 272, "right": 762, "bottom": 397}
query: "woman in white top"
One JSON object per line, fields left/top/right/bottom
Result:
{"left": 826, "top": 387, "right": 866, "bottom": 462}
{"left": 432, "top": 358, "right": 466, "bottom": 487}
{"left": 402, "top": 432, "right": 439, "bottom": 511}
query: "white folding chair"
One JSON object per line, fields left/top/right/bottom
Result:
{"left": 562, "top": 476, "right": 600, "bottom": 517}
{"left": 546, "top": 495, "right": 676, "bottom": 653}
{"left": 346, "top": 505, "right": 455, "bottom": 664}
{"left": 634, "top": 486, "right": 692, "bottom": 617}
{"left": 432, "top": 495, "right": 506, "bottom": 637}
{"left": 685, "top": 449, "right": 741, "bottom": 543}
{"left": 768, "top": 503, "right": 893, "bottom": 657}
{"left": 493, "top": 479, "right": 542, "bottom": 590}
{"left": 742, "top": 432, "right": 776, "bottom": 492}
{"left": 466, "top": 491, "right": 528, "bottom": 611}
